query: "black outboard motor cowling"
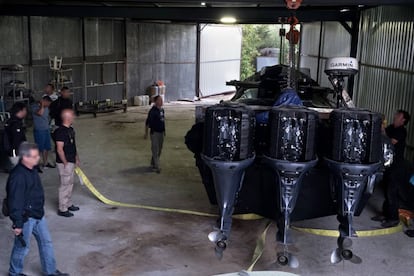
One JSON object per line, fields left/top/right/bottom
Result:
{"left": 264, "top": 105, "right": 319, "bottom": 268}
{"left": 201, "top": 103, "right": 255, "bottom": 258}
{"left": 326, "top": 108, "right": 383, "bottom": 264}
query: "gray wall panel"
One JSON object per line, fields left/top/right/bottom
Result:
{"left": 85, "top": 18, "right": 125, "bottom": 61}
{"left": 0, "top": 16, "right": 28, "bottom": 65}
{"left": 30, "top": 17, "right": 82, "bottom": 61}
{"left": 301, "top": 22, "right": 321, "bottom": 57}
{"left": 126, "top": 22, "right": 196, "bottom": 101}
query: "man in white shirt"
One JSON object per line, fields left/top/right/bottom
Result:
{"left": 42, "top": 84, "right": 58, "bottom": 102}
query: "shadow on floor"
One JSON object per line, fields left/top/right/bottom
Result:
{"left": 119, "top": 166, "right": 154, "bottom": 174}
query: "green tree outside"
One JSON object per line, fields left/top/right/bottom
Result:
{"left": 240, "top": 24, "right": 293, "bottom": 80}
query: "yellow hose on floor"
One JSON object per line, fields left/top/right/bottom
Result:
{"left": 75, "top": 167, "right": 262, "bottom": 220}
{"left": 292, "top": 223, "right": 403, "bottom": 237}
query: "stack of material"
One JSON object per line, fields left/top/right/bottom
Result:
{"left": 133, "top": 95, "right": 150, "bottom": 106}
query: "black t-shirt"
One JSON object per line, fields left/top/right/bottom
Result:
{"left": 4, "top": 116, "right": 27, "bottom": 155}
{"left": 50, "top": 97, "right": 73, "bottom": 126}
{"left": 146, "top": 106, "right": 165, "bottom": 133}
{"left": 54, "top": 125, "right": 77, "bottom": 163}
{"left": 385, "top": 124, "right": 407, "bottom": 162}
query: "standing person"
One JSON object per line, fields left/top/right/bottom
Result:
{"left": 54, "top": 109, "right": 80, "bottom": 217}
{"left": 32, "top": 95, "right": 55, "bottom": 169}
{"left": 42, "top": 83, "right": 58, "bottom": 102}
{"left": 49, "top": 87, "right": 73, "bottom": 127}
{"left": 6, "top": 142, "right": 69, "bottom": 276}
{"left": 3, "top": 102, "right": 28, "bottom": 169}
{"left": 144, "top": 95, "right": 165, "bottom": 173}
{"left": 372, "top": 110, "right": 411, "bottom": 227}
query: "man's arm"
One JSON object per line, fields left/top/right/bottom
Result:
{"left": 56, "top": 141, "right": 68, "bottom": 167}
{"left": 144, "top": 125, "right": 149, "bottom": 139}
{"left": 144, "top": 110, "right": 152, "bottom": 139}
{"left": 7, "top": 173, "right": 27, "bottom": 231}
{"left": 34, "top": 102, "right": 45, "bottom": 116}
{"left": 390, "top": 130, "right": 407, "bottom": 145}
{"left": 49, "top": 100, "right": 57, "bottom": 119}
{"left": 75, "top": 154, "right": 80, "bottom": 167}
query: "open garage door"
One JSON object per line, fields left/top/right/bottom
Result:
{"left": 199, "top": 24, "right": 242, "bottom": 97}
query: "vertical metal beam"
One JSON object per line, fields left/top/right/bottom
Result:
{"left": 195, "top": 23, "right": 201, "bottom": 99}
{"left": 348, "top": 10, "right": 360, "bottom": 98}
{"left": 315, "top": 21, "right": 323, "bottom": 83}
{"left": 123, "top": 18, "right": 127, "bottom": 100}
{"left": 27, "top": 16, "right": 34, "bottom": 91}
{"left": 298, "top": 23, "right": 303, "bottom": 72}
{"left": 81, "top": 17, "right": 87, "bottom": 101}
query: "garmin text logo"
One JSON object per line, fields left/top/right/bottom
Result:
{"left": 330, "top": 61, "right": 355, "bottom": 68}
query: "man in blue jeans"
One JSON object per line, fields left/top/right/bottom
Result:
{"left": 6, "top": 142, "right": 68, "bottom": 276}
{"left": 32, "top": 95, "right": 55, "bottom": 169}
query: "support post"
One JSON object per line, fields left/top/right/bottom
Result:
{"left": 81, "top": 17, "right": 87, "bottom": 101}
{"left": 123, "top": 18, "right": 127, "bottom": 101}
{"left": 27, "top": 16, "right": 33, "bottom": 91}
{"left": 195, "top": 23, "right": 201, "bottom": 99}
{"left": 315, "top": 21, "right": 323, "bottom": 83}
{"left": 347, "top": 11, "right": 360, "bottom": 98}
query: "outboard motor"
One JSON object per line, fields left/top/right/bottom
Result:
{"left": 201, "top": 103, "right": 255, "bottom": 258}
{"left": 326, "top": 108, "right": 383, "bottom": 264}
{"left": 264, "top": 105, "right": 319, "bottom": 268}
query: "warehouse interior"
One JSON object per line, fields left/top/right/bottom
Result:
{"left": 0, "top": 1, "right": 414, "bottom": 276}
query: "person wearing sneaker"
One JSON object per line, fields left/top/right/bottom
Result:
{"left": 54, "top": 109, "right": 80, "bottom": 218}
{"left": 32, "top": 95, "right": 56, "bottom": 169}
{"left": 6, "top": 142, "right": 69, "bottom": 276}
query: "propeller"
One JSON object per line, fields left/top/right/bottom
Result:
{"left": 276, "top": 251, "right": 299, "bottom": 268}
{"left": 209, "top": 230, "right": 227, "bottom": 260}
{"left": 330, "top": 237, "right": 362, "bottom": 264}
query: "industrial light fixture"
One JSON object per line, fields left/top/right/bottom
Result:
{"left": 340, "top": 8, "right": 350, "bottom": 12}
{"left": 220, "top": 16, "right": 237, "bottom": 24}
{"left": 201, "top": 2, "right": 206, "bottom": 6}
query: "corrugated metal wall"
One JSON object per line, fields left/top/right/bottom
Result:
{"left": 300, "top": 21, "right": 351, "bottom": 88}
{"left": 126, "top": 22, "right": 197, "bottom": 101}
{"left": 199, "top": 24, "right": 241, "bottom": 97}
{"left": 0, "top": 16, "right": 126, "bottom": 103}
{"left": 354, "top": 6, "right": 414, "bottom": 161}
{"left": 0, "top": 18, "right": 197, "bottom": 103}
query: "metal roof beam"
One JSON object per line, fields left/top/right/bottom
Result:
{"left": 0, "top": 5, "right": 358, "bottom": 23}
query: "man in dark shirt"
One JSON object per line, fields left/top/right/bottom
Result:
{"left": 145, "top": 95, "right": 165, "bottom": 173}
{"left": 375, "top": 110, "right": 411, "bottom": 227}
{"left": 6, "top": 142, "right": 68, "bottom": 276}
{"left": 49, "top": 87, "right": 73, "bottom": 127}
{"left": 54, "top": 109, "right": 80, "bottom": 217}
{"left": 3, "top": 102, "right": 28, "bottom": 171}
{"left": 385, "top": 110, "right": 409, "bottom": 162}
{"left": 4, "top": 102, "right": 27, "bottom": 157}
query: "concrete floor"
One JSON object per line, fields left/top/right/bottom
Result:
{"left": 1, "top": 102, "right": 413, "bottom": 276}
